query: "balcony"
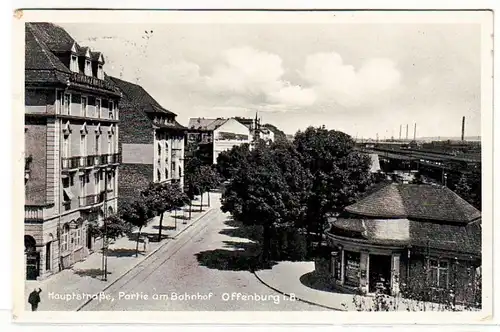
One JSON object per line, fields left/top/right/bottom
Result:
{"left": 62, "top": 157, "right": 81, "bottom": 170}
{"left": 107, "top": 153, "right": 121, "bottom": 164}
{"left": 79, "top": 192, "right": 106, "bottom": 209}
{"left": 25, "top": 205, "right": 44, "bottom": 222}
{"left": 84, "top": 155, "right": 95, "bottom": 168}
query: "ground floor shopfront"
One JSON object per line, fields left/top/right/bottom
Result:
{"left": 317, "top": 232, "right": 481, "bottom": 306}
{"left": 24, "top": 198, "right": 117, "bottom": 280}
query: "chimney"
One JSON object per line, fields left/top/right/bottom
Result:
{"left": 413, "top": 123, "right": 417, "bottom": 140}
{"left": 406, "top": 124, "right": 409, "bottom": 140}
{"left": 399, "top": 125, "right": 402, "bottom": 140}
{"left": 461, "top": 116, "right": 466, "bottom": 141}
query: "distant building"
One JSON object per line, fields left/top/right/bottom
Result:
{"left": 110, "top": 77, "right": 186, "bottom": 207}
{"left": 187, "top": 117, "right": 252, "bottom": 164}
{"left": 318, "top": 183, "right": 481, "bottom": 306}
{"left": 24, "top": 23, "right": 121, "bottom": 280}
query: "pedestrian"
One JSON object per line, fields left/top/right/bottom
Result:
{"left": 28, "top": 288, "right": 42, "bottom": 311}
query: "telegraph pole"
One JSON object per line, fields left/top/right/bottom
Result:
{"left": 102, "top": 166, "right": 109, "bottom": 281}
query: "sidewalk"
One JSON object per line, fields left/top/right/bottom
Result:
{"left": 24, "top": 192, "right": 218, "bottom": 311}
{"left": 254, "top": 261, "right": 478, "bottom": 311}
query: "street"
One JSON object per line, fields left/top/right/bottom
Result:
{"left": 81, "top": 197, "right": 325, "bottom": 311}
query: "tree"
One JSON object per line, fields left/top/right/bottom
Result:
{"left": 216, "top": 143, "right": 251, "bottom": 181}
{"left": 454, "top": 174, "right": 472, "bottom": 202}
{"left": 221, "top": 140, "right": 312, "bottom": 262}
{"left": 184, "top": 156, "right": 203, "bottom": 219}
{"left": 121, "top": 198, "right": 153, "bottom": 257}
{"left": 262, "top": 123, "right": 287, "bottom": 142}
{"left": 88, "top": 214, "right": 131, "bottom": 241}
{"left": 172, "top": 189, "right": 190, "bottom": 228}
{"left": 293, "top": 126, "right": 373, "bottom": 254}
{"left": 198, "top": 165, "right": 222, "bottom": 210}
{"left": 141, "top": 182, "right": 180, "bottom": 242}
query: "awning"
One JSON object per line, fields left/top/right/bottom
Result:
{"left": 63, "top": 188, "right": 74, "bottom": 201}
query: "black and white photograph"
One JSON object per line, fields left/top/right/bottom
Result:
{"left": 13, "top": 8, "right": 494, "bottom": 324}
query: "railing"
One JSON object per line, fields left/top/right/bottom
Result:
{"left": 62, "top": 157, "right": 81, "bottom": 170}
{"left": 79, "top": 193, "right": 106, "bottom": 208}
{"left": 25, "top": 205, "right": 44, "bottom": 221}
{"left": 99, "top": 154, "right": 108, "bottom": 164}
{"left": 85, "top": 155, "right": 95, "bottom": 167}
{"left": 107, "top": 153, "right": 121, "bottom": 164}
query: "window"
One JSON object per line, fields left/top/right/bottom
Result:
{"left": 95, "top": 134, "right": 100, "bottom": 155}
{"left": 81, "top": 97, "right": 88, "bottom": 117}
{"left": 80, "top": 134, "right": 87, "bottom": 156}
{"left": 157, "top": 169, "right": 161, "bottom": 182}
{"left": 70, "top": 55, "right": 79, "bottom": 72}
{"left": 62, "top": 135, "right": 70, "bottom": 158}
{"left": 107, "top": 134, "right": 112, "bottom": 154}
{"left": 429, "top": 259, "right": 449, "bottom": 289}
{"left": 75, "top": 224, "right": 82, "bottom": 246}
{"left": 79, "top": 175, "right": 86, "bottom": 197}
{"left": 97, "top": 64, "right": 104, "bottom": 80}
{"left": 96, "top": 99, "right": 101, "bottom": 118}
{"left": 61, "top": 224, "right": 70, "bottom": 252}
{"left": 85, "top": 59, "right": 92, "bottom": 76}
{"left": 109, "top": 101, "right": 114, "bottom": 119}
{"left": 63, "top": 93, "right": 71, "bottom": 115}
{"left": 95, "top": 172, "right": 100, "bottom": 194}
{"left": 165, "top": 167, "right": 168, "bottom": 180}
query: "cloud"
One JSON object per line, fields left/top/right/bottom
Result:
{"left": 162, "top": 61, "right": 201, "bottom": 85}
{"left": 301, "top": 52, "right": 402, "bottom": 107}
{"left": 204, "top": 47, "right": 316, "bottom": 109}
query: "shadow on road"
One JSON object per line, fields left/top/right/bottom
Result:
{"left": 152, "top": 225, "right": 176, "bottom": 231}
{"left": 300, "top": 272, "right": 350, "bottom": 294}
{"left": 73, "top": 268, "right": 112, "bottom": 279}
{"left": 195, "top": 217, "right": 276, "bottom": 271}
{"left": 105, "top": 248, "right": 144, "bottom": 257}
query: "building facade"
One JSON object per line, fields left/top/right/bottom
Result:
{"left": 110, "top": 77, "right": 186, "bottom": 207}
{"left": 25, "top": 23, "right": 121, "bottom": 280}
{"left": 187, "top": 117, "right": 255, "bottom": 164}
{"left": 317, "top": 183, "right": 481, "bottom": 306}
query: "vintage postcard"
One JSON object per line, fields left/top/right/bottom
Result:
{"left": 12, "top": 8, "right": 494, "bottom": 325}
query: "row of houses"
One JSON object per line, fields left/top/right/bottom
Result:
{"left": 24, "top": 23, "right": 271, "bottom": 281}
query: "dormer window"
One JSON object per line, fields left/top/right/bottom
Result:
{"left": 97, "top": 64, "right": 104, "bottom": 80}
{"left": 70, "top": 55, "right": 79, "bottom": 73}
{"left": 85, "top": 59, "right": 92, "bottom": 76}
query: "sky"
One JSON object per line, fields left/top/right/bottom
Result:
{"left": 62, "top": 23, "right": 482, "bottom": 138}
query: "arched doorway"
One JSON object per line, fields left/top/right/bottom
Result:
{"left": 108, "top": 206, "right": 114, "bottom": 216}
{"left": 45, "top": 233, "right": 54, "bottom": 273}
{"left": 24, "top": 235, "right": 39, "bottom": 280}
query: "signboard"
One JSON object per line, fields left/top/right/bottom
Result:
{"left": 344, "top": 252, "right": 360, "bottom": 286}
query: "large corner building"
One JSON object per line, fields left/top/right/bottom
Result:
{"left": 24, "top": 23, "right": 121, "bottom": 280}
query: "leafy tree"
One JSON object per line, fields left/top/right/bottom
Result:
{"left": 221, "top": 140, "right": 312, "bottom": 262}
{"left": 88, "top": 214, "right": 131, "bottom": 242}
{"left": 120, "top": 198, "right": 154, "bottom": 257}
{"left": 293, "top": 126, "right": 373, "bottom": 254}
{"left": 262, "top": 123, "right": 287, "bottom": 142}
{"left": 198, "top": 165, "right": 222, "bottom": 210}
{"left": 184, "top": 156, "right": 203, "bottom": 219}
{"left": 142, "top": 182, "right": 183, "bottom": 242}
{"left": 216, "top": 143, "right": 251, "bottom": 181}
{"left": 454, "top": 173, "right": 472, "bottom": 202}
{"left": 171, "top": 188, "right": 190, "bottom": 228}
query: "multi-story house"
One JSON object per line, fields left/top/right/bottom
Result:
{"left": 109, "top": 77, "right": 186, "bottom": 207}
{"left": 24, "top": 23, "right": 121, "bottom": 280}
{"left": 187, "top": 117, "right": 251, "bottom": 164}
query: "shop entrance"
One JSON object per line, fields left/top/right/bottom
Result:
{"left": 369, "top": 254, "right": 391, "bottom": 294}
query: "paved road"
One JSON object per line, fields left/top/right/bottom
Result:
{"left": 82, "top": 198, "right": 326, "bottom": 311}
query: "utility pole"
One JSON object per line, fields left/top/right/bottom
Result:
{"left": 102, "top": 166, "right": 109, "bottom": 281}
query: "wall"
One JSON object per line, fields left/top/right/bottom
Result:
{"left": 118, "top": 104, "right": 154, "bottom": 145}
{"left": 122, "top": 143, "right": 154, "bottom": 164}
{"left": 25, "top": 121, "right": 47, "bottom": 205}
{"left": 118, "top": 163, "right": 154, "bottom": 209}
{"left": 25, "top": 89, "right": 56, "bottom": 114}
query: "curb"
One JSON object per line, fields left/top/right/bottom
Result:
{"left": 252, "top": 270, "right": 344, "bottom": 311}
{"left": 75, "top": 206, "right": 215, "bottom": 311}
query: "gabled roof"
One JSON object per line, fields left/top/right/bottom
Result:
{"left": 109, "top": 76, "right": 176, "bottom": 116}
{"left": 345, "top": 183, "right": 481, "bottom": 224}
{"left": 188, "top": 118, "right": 218, "bottom": 130}
{"left": 27, "top": 22, "right": 78, "bottom": 53}
{"left": 25, "top": 24, "right": 71, "bottom": 73}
